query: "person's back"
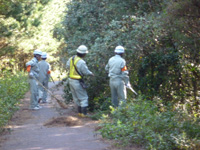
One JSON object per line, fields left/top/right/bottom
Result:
{"left": 39, "top": 60, "right": 50, "bottom": 82}
{"left": 105, "top": 46, "right": 130, "bottom": 107}
{"left": 26, "top": 57, "right": 40, "bottom": 79}
{"left": 38, "top": 52, "right": 51, "bottom": 103}
{"left": 106, "top": 55, "right": 126, "bottom": 79}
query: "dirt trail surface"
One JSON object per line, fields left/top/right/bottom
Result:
{"left": 0, "top": 82, "right": 111, "bottom": 150}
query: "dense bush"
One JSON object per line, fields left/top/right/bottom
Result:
{"left": 99, "top": 96, "right": 200, "bottom": 150}
{"left": 60, "top": 0, "right": 200, "bottom": 115}
{"left": 0, "top": 72, "right": 29, "bottom": 132}
{"left": 60, "top": 1, "right": 200, "bottom": 148}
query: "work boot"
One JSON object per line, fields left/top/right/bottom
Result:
{"left": 78, "top": 106, "right": 82, "bottom": 113}
{"left": 81, "top": 107, "right": 87, "bottom": 115}
{"left": 77, "top": 106, "right": 82, "bottom": 117}
{"left": 79, "top": 107, "right": 89, "bottom": 117}
{"left": 38, "top": 98, "right": 42, "bottom": 103}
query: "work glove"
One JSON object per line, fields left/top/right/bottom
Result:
{"left": 29, "top": 72, "right": 34, "bottom": 78}
{"left": 27, "top": 65, "right": 31, "bottom": 72}
{"left": 126, "top": 82, "right": 131, "bottom": 89}
{"left": 126, "top": 82, "right": 138, "bottom": 95}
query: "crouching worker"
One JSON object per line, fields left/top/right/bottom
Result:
{"left": 26, "top": 49, "right": 42, "bottom": 110}
{"left": 38, "top": 52, "right": 51, "bottom": 103}
{"left": 66, "top": 45, "right": 94, "bottom": 117}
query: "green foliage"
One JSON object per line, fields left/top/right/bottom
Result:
{"left": 0, "top": 71, "right": 29, "bottom": 132}
{"left": 138, "top": 50, "right": 182, "bottom": 101}
{"left": 0, "top": 0, "right": 66, "bottom": 72}
{"left": 63, "top": 79, "right": 73, "bottom": 104}
{"left": 60, "top": 0, "right": 200, "bottom": 116}
{"left": 84, "top": 75, "right": 110, "bottom": 111}
{"left": 0, "top": 0, "right": 200, "bottom": 149}
{"left": 99, "top": 97, "right": 200, "bottom": 149}
{"left": 89, "top": 96, "right": 112, "bottom": 120}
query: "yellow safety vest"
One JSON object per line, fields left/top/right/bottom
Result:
{"left": 69, "top": 56, "right": 82, "bottom": 79}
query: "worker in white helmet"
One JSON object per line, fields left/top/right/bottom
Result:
{"left": 105, "top": 46, "right": 130, "bottom": 107}
{"left": 26, "top": 49, "right": 42, "bottom": 110}
{"left": 38, "top": 52, "right": 51, "bottom": 103}
{"left": 66, "top": 45, "right": 94, "bottom": 117}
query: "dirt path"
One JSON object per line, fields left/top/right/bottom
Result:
{"left": 0, "top": 82, "right": 111, "bottom": 150}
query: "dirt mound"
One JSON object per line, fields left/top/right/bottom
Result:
{"left": 44, "top": 116, "right": 82, "bottom": 127}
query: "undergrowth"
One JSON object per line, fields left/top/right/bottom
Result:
{"left": 0, "top": 71, "right": 29, "bottom": 132}
{"left": 98, "top": 96, "right": 200, "bottom": 150}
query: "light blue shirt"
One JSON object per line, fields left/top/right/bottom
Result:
{"left": 38, "top": 60, "right": 50, "bottom": 82}
{"left": 105, "top": 55, "right": 129, "bottom": 84}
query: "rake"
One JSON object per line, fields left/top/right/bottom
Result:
{"left": 33, "top": 76, "right": 68, "bottom": 109}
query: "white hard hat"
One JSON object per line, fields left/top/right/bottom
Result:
{"left": 76, "top": 45, "right": 88, "bottom": 54}
{"left": 114, "top": 46, "right": 125, "bottom": 53}
{"left": 41, "top": 52, "right": 47, "bottom": 58}
{"left": 33, "top": 49, "right": 42, "bottom": 55}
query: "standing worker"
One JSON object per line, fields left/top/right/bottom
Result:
{"left": 66, "top": 45, "right": 94, "bottom": 117}
{"left": 38, "top": 52, "right": 51, "bottom": 103}
{"left": 26, "top": 49, "right": 42, "bottom": 110}
{"left": 105, "top": 46, "right": 130, "bottom": 107}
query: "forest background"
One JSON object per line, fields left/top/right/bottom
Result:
{"left": 0, "top": 0, "right": 200, "bottom": 149}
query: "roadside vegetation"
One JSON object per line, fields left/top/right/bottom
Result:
{"left": 99, "top": 97, "right": 200, "bottom": 150}
{"left": 0, "top": 0, "right": 66, "bottom": 132}
{"left": 1, "top": 0, "right": 200, "bottom": 149}
{"left": 0, "top": 72, "right": 28, "bottom": 132}
{"left": 61, "top": 0, "right": 200, "bottom": 149}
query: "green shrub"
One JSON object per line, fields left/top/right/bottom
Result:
{"left": 63, "top": 79, "right": 73, "bottom": 104}
{"left": 0, "top": 71, "right": 29, "bottom": 132}
{"left": 99, "top": 96, "right": 200, "bottom": 150}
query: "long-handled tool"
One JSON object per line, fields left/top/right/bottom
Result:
{"left": 50, "top": 75, "right": 55, "bottom": 84}
{"left": 49, "top": 75, "right": 59, "bottom": 90}
{"left": 33, "top": 76, "right": 68, "bottom": 109}
{"left": 126, "top": 85, "right": 138, "bottom": 95}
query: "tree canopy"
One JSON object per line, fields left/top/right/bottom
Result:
{"left": 0, "top": 0, "right": 66, "bottom": 72}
